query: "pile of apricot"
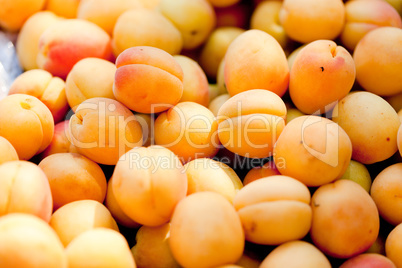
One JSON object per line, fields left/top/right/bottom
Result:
{"left": 0, "top": 0, "right": 401, "bottom": 267}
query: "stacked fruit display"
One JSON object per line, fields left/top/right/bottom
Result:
{"left": 0, "top": 0, "right": 401, "bottom": 267}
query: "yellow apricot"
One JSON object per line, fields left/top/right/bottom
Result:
{"left": 385, "top": 223, "right": 402, "bottom": 268}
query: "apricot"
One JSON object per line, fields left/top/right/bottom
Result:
{"left": 386, "top": 91, "right": 402, "bottom": 113}
{"left": 250, "top": 1, "right": 290, "bottom": 48}
{"left": 0, "top": 94, "right": 54, "bottom": 160}
{"left": 68, "top": 97, "right": 143, "bottom": 165}
{"left": 0, "top": 0, "right": 46, "bottom": 32}
{"left": 260, "top": 241, "right": 331, "bottom": 268}
{"left": 159, "top": 0, "right": 216, "bottom": 50}
{"left": 66, "top": 228, "right": 136, "bottom": 268}
{"left": 274, "top": 115, "right": 352, "bottom": 187}
{"left": 174, "top": 55, "right": 210, "bottom": 107}
{"left": 131, "top": 224, "right": 180, "bottom": 268}
{"left": 77, "top": 0, "right": 143, "bottom": 35}
{"left": 0, "top": 136, "right": 18, "bottom": 165}
{"left": 286, "top": 108, "right": 305, "bottom": 124}
{"left": 113, "top": 46, "right": 184, "bottom": 114}
{"left": 169, "top": 192, "right": 244, "bottom": 267}
{"left": 105, "top": 176, "right": 141, "bottom": 229}
{"left": 339, "top": 160, "right": 372, "bottom": 193}
{"left": 49, "top": 200, "right": 119, "bottom": 247}
{"left": 37, "top": 19, "right": 113, "bottom": 79}
{"left": 184, "top": 158, "right": 243, "bottom": 202}
{"left": 0, "top": 161, "right": 52, "bottom": 222}
{"left": 0, "top": 213, "right": 67, "bottom": 268}
{"left": 199, "top": 27, "right": 245, "bottom": 79}
{"left": 370, "top": 163, "right": 402, "bottom": 225}
{"left": 279, "top": 0, "right": 345, "bottom": 43}
{"left": 38, "top": 153, "right": 107, "bottom": 210}
{"left": 154, "top": 102, "right": 220, "bottom": 163}
{"left": 386, "top": 223, "right": 402, "bottom": 268}
{"left": 209, "top": 93, "right": 230, "bottom": 116}
{"left": 289, "top": 40, "right": 356, "bottom": 114}
{"left": 233, "top": 176, "right": 311, "bottom": 245}
{"left": 287, "top": 44, "right": 306, "bottom": 71}
{"left": 353, "top": 27, "right": 402, "bottom": 96}
{"left": 341, "top": 0, "right": 401, "bottom": 51}
{"left": 224, "top": 30, "right": 289, "bottom": 97}
{"left": 9, "top": 69, "right": 69, "bottom": 123}
{"left": 40, "top": 120, "right": 78, "bottom": 159}
{"left": 65, "top": 57, "right": 116, "bottom": 112}
{"left": 243, "top": 160, "right": 280, "bottom": 186}
{"left": 112, "top": 8, "right": 182, "bottom": 57}
{"left": 16, "top": 11, "right": 62, "bottom": 70}
{"left": 332, "top": 91, "right": 401, "bottom": 164}
{"left": 339, "top": 253, "right": 396, "bottom": 268}
{"left": 218, "top": 89, "right": 286, "bottom": 158}
{"left": 45, "top": 0, "right": 80, "bottom": 18}
{"left": 112, "top": 146, "right": 188, "bottom": 226}
{"left": 310, "top": 180, "right": 380, "bottom": 258}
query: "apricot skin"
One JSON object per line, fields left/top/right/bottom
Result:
{"left": 0, "top": 137, "right": 19, "bottom": 165}
{"left": 310, "top": 180, "right": 380, "bottom": 258}
{"left": 386, "top": 223, "right": 402, "bottom": 268}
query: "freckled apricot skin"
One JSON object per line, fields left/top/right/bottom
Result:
{"left": 154, "top": 102, "right": 220, "bottom": 163}
{"left": 386, "top": 223, "right": 402, "bottom": 268}
{"left": 273, "top": 115, "right": 352, "bottom": 187}
{"left": 353, "top": 27, "right": 402, "bottom": 96}
{"left": 217, "top": 89, "right": 287, "bottom": 159}
{"left": 260, "top": 241, "right": 331, "bottom": 268}
{"left": 233, "top": 176, "right": 312, "bottom": 245}
{"left": 0, "top": 213, "right": 67, "bottom": 268}
{"left": 113, "top": 46, "right": 184, "bottom": 114}
{"left": 370, "top": 163, "right": 402, "bottom": 226}
{"left": 0, "top": 161, "right": 53, "bottom": 222}
{"left": 310, "top": 180, "right": 380, "bottom": 259}
{"left": 0, "top": 94, "right": 54, "bottom": 160}
{"left": 169, "top": 192, "right": 245, "bottom": 268}
{"left": 38, "top": 153, "right": 107, "bottom": 211}
{"left": 224, "top": 30, "right": 289, "bottom": 97}
{"left": 49, "top": 200, "right": 119, "bottom": 247}
{"left": 332, "top": 91, "right": 401, "bottom": 164}
{"left": 289, "top": 40, "right": 356, "bottom": 115}
{"left": 112, "top": 146, "right": 188, "bottom": 227}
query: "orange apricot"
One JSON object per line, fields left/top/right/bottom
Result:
{"left": 38, "top": 153, "right": 107, "bottom": 210}
{"left": 273, "top": 115, "right": 352, "bottom": 187}
{"left": 0, "top": 0, "right": 46, "bottom": 32}
{"left": 112, "top": 146, "right": 188, "bottom": 226}
{"left": 243, "top": 160, "right": 280, "bottom": 186}
{"left": 0, "top": 136, "right": 18, "bottom": 165}
{"left": 68, "top": 97, "right": 143, "bottom": 165}
{"left": 0, "top": 94, "right": 54, "bottom": 160}
{"left": 0, "top": 161, "right": 52, "bottom": 222}
{"left": 40, "top": 120, "right": 78, "bottom": 159}
{"left": 217, "top": 89, "right": 286, "bottom": 158}
{"left": 385, "top": 223, "right": 402, "bottom": 268}
{"left": 113, "top": 46, "right": 184, "bottom": 114}
{"left": 0, "top": 213, "right": 67, "bottom": 267}
{"left": 169, "top": 192, "right": 244, "bottom": 267}
{"left": 339, "top": 253, "right": 396, "bottom": 268}
{"left": 45, "top": 0, "right": 80, "bottom": 18}
{"left": 310, "top": 180, "right": 380, "bottom": 258}
{"left": 154, "top": 102, "right": 220, "bottom": 163}
{"left": 224, "top": 29, "right": 289, "bottom": 97}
